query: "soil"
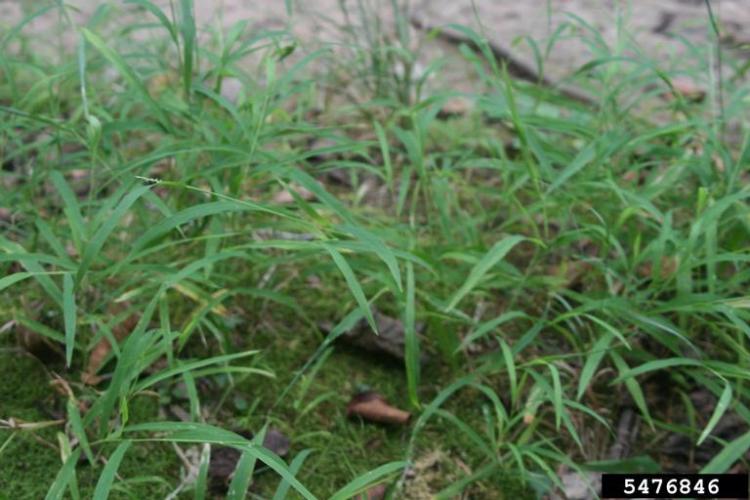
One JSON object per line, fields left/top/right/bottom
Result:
{"left": 2, "top": 0, "right": 748, "bottom": 94}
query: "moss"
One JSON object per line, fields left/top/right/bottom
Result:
{"left": 0, "top": 353, "right": 179, "bottom": 500}
{"left": 221, "top": 311, "right": 533, "bottom": 499}
{"left": 0, "top": 353, "right": 62, "bottom": 499}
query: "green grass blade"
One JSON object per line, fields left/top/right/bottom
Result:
{"left": 287, "top": 169, "right": 355, "bottom": 224}
{"left": 81, "top": 28, "right": 172, "bottom": 130}
{"left": 44, "top": 448, "right": 81, "bottom": 500}
{"left": 124, "top": 422, "right": 316, "bottom": 499}
{"left": 76, "top": 183, "right": 151, "bottom": 284}
{"left": 701, "top": 429, "right": 750, "bottom": 473}
{"left": 329, "top": 461, "right": 407, "bottom": 500}
{"left": 404, "top": 261, "right": 420, "bottom": 408}
{"left": 324, "top": 244, "right": 378, "bottom": 334}
{"left": 499, "top": 339, "right": 518, "bottom": 406}
{"left": 373, "top": 121, "right": 393, "bottom": 191}
{"left": 0, "top": 271, "right": 34, "bottom": 292}
{"left": 49, "top": 171, "right": 87, "bottom": 250}
{"left": 273, "top": 449, "right": 313, "bottom": 500}
{"left": 546, "top": 140, "right": 597, "bottom": 194}
{"left": 340, "top": 224, "right": 402, "bottom": 292}
{"left": 227, "top": 450, "right": 257, "bottom": 500}
{"left": 124, "top": 0, "right": 178, "bottom": 44}
{"left": 613, "top": 357, "right": 704, "bottom": 383}
{"left": 459, "top": 311, "right": 528, "bottom": 351}
{"left": 548, "top": 364, "right": 563, "bottom": 430}
{"left": 0, "top": 238, "right": 63, "bottom": 305}
{"left": 194, "top": 444, "right": 210, "bottom": 500}
{"left": 179, "top": 0, "right": 196, "bottom": 99}
{"left": 129, "top": 201, "right": 243, "bottom": 256}
{"left": 445, "top": 235, "right": 526, "bottom": 312}
{"left": 610, "top": 351, "right": 653, "bottom": 430}
{"left": 63, "top": 273, "right": 77, "bottom": 367}
{"left": 577, "top": 331, "right": 614, "bottom": 400}
{"left": 697, "top": 381, "right": 732, "bottom": 446}
{"left": 133, "top": 351, "right": 259, "bottom": 392}
{"left": 92, "top": 440, "right": 132, "bottom": 500}
{"left": 67, "top": 399, "right": 94, "bottom": 465}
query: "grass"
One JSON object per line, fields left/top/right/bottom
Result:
{"left": 1, "top": 0, "right": 750, "bottom": 498}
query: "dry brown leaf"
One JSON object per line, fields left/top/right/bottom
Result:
{"left": 326, "top": 309, "right": 428, "bottom": 364}
{"left": 663, "top": 77, "right": 705, "bottom": 102}
{"left": 438, "top": 96, "right": 471, "bottom": 117}
{"left": 208, "top": 445, "right": 242, "bottom": 489}
{"left": 208, "top": 428, "right": 290, "bottom": 493}
{"left": 637, "top": 256, "right": 679, "bottom": 280}
{"left": 547, "top": 260, "right": 593, "bottom": 289}
{"left": 148, "top": 71, "right": 178, "bottom": 97}
{"left": 272, "top": 184, "right": 315, "bottom": 204}
{"left": 356, "top": 484, "right": 387, "bottom": 500}
{"left": 347, "top": 391, "right": 411, "bottom": 425}
{"left": 263, "top": 428, "right": 291, "bottom": 457}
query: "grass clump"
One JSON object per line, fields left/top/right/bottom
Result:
{"left": 2, "top": 0, "right": 750, "bottom": 498}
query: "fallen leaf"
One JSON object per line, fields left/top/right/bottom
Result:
{"left": 325, "top": 310, "right": 428, "bottom": 364}
{"left": 621, "top": 170, "right": 639, "bottom": 183}
{"left": 148, "top": 71, "right": 179, "bottom": 97}
{"left": 347, "top": 391, "right": 411, "bottom": 425}
{"left": 263, "top": 428, "right": 291, "bottom": 457}
{"left": 208, "top": 428, "right": 290, "bottom": 493}
{"left": 208, "top": 445, "right": 241, "bottom": 489}
{"left": 272, "top": 183, "right": 315, "bottom": 204}
{"left": 438, "top": 96, "right": 471, "bottom": 117}
{"left": 356, "top": 483, "right": 387, "bottom": 500}
{"left": 636, "top": 256, "right": 678, "bottom": 280}
{"left": 663, "top": 77, "right": 705, "bottom": 102}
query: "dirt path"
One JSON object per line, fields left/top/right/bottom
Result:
{"left": 2, "top": 0, "right": 748, "bottom": 92}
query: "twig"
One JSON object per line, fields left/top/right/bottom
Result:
{"left": 409, "top": 15, "right": 598, "bottom": 107}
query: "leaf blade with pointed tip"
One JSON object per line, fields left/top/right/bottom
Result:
{"left": 701, "top": 429, "right": 750, "bottom": 473}
{"left": 577, "top": 331, "right": 614, "bottom": 400}
{"left": 404, "top": 261, "right": 419, "bottom": 408}
{"left": 0, "top": 271, "right": 34, "bottom": 292}
{"left": 44, "top": 448, "right": 82, "bottom": 500}
{"left": 325, "top": 244, "right": 377, "bottom": 334}
{"left": 341, "top": 224, "right": 401, "bottom": 292}
{"left": 445, "top": 235, "right": 526, "bottom": 312}
{"left": 76, "top": 183, "right": 151, "bottom": 284}
{"left": 93, "top": 440, "right": 132, "bottom": 500}
{"left": 49, "top": 171, "right": 87, "bottom": 250}
{"left": 273, "top": 449, "right": 312, "bottom": 500}
{"left": 81, "top": 28, "right": 172, "bottom": 130}
{"left": 122, "top": 422, "right": 316, "bottom": 500}
{"left": 63, "top": 273, "right": 76, "bottom": 367}
{"left": 329, "top": 461, "right": 408, "bottom": 500}
{"left": 697, "top": 382, "right": 732, "bottom": 446}
{"left": 67, "top": 398, "right": 94, "bottom": 465}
